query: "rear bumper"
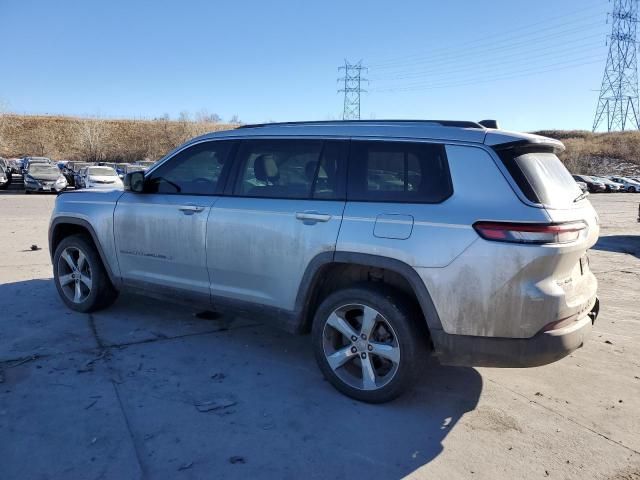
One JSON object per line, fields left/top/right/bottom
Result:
{"left": 432, "top": 297, "right": 599, "bottom": 368}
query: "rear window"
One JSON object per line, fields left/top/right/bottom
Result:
{"left": 497, "top": 149, "right": 582, "bottom": 207}
{"left": 348, "top": 141, "right": 452, "bottom": 203}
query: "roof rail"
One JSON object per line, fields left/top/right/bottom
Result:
{"left": 237, "top": 119, "right": 485, "bottom": 129}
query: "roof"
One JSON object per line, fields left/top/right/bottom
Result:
{"left": 191, "top": 120, "right": 564, "bottom": 152}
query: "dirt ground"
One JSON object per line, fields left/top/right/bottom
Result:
{"left": 0, "top": 191, "right": 639, "bottom": 480}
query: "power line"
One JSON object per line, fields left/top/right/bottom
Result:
{"left": 371, "top": 23, "right": 607, "bottom": 78}
{"left": 371, "top": 39, "right": 605, "bottom": 84}
{"left": 338, "top": 60, "right": 368, "bottom": 120}
{"left": 593, "top": 0, "right": 640, "bottom": 131}
{"left": 372, "top": 57, "right": 602, "bottom": 93}
{"left": 369, "top": 3, "right": 606, "bottom": 69}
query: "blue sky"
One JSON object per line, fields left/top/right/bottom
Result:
{"left": 1, "top": 0, "right": 610, "bottom": 131}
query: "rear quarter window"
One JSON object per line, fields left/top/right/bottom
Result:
{"left": 347, "top": 141, "right": 452, "bottom": 203}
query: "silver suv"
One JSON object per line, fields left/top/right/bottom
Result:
{"left": 48, "top": 120, "right": 600, "bottom": 403}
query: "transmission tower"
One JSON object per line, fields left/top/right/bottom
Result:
{"left": 338, "top": 60, "right": 368, "bottom": 120}
{"left": 593, "top": 0, "right": 640, "bottom": 132}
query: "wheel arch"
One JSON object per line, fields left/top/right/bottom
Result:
{"left": 49, "top": 217, "right": 120, "bottom": 287}
{"left": 295, "top": 252, "right": 444, "bottom": 335}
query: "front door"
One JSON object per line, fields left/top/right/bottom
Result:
{"left": 206, "top": 139, "right": 348, "bottom": 312}
{"left": 114, "top": 140, "right": 234, "bottom": 302}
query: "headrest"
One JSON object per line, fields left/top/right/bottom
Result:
{"left": 254, "top": 155, "right": 279, "bottom": 182}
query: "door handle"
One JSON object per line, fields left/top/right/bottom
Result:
{"left": 179, "top": 204, "right": 205, "bottom": 215}
{"left": 295, "top": 211, "right": 332, "bottom": 223}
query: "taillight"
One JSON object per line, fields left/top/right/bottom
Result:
{"left": 473, "top": 221, "right": 587, "bottom": 244}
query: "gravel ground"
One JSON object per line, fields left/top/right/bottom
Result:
{"left": 0, "top": 192, "right": 639, "bottom": 480}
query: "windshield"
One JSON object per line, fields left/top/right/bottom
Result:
{"left": 29, "top": 165, "right": 59, "bottom": 176}
{"left": 88, "top": 167, "right": 117, "bottom": 176}
{"left": 498, "top": 150, "right": 582, "bottom": 208}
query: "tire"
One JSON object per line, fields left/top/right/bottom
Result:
{"left": 312, "top": 283, "right": 427, "bottom": 403}
{"left": 53, "top": 234, "right": 118, "bottom": 313}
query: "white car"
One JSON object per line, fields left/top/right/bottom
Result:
{"left": 81, "top": 166, "right": 124, "bottom": 189}
{"left": 608, "top": 176, "right": 640, "bottom": 192}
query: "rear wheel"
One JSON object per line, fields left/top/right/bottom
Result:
{"left": 312, "top": 284, "right": 426, "bottom": 403}
{"left": 53, "top": 234, "right": 118, "bottom": 312}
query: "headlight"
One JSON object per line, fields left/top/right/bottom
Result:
{"left": 24, "top": 176, "right": 38, "bottom": 184}
{"left": 55, "top": 176, "right": 67, "bottom": 185}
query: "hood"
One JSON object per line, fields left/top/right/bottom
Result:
{"left": 28, "top": 171, "right": 61, "bottom": 181}
{"left": 88, "top": 175, "right": 121, "bottom": 182}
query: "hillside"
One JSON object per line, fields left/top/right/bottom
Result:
{"left": 1, "top": 115, "right": 639, "bottom": 176}
{"left": 0, "top": 114, "right": 236, "bottom": 163}
{"left": 534, "top": 130, "right": 640, "bottom": 176}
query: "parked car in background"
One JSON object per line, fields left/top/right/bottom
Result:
{"left": 72, "top": 163, "right": 92, "bottom": 187}
{"left": 608, "top": 176, "right": 640, "bottom": 192}
{"left": 0, "top": 158, "right": 13, "bottom": 187}
{"left": 24, "top": 163, "right": 67, "bottom": 193}
{"left": 8, "top": 158, "right": 22, "bottom": 174}
{"left": 591, "top": 176, "right": 623, "bottom": 192}
{"left": 575, "top": 180, "right": 588, "bottom": 193}
{"left": 124, "top": 163, "right": 147, "bottom": 175}
{"left": 115, "top": 163, "right": 130, "bottom": 179}
{"left": 49, "top": 120, "right": 600, "bottom": 403}
{"left": 81, "top": 166, "right": 123, "bottom": 189}
{"left": 22, "top": 156, "right": 52, "bottom": 173}
{"left": 61, "top": 162, "right": 77, "bottom": 187}
{"left": 75, "top": 166, "right": 90, "bottom": 189}
{"left": 136, "top": 160, "right": 156, "bottom": 169}
{"left": 572, "top": 175, "right": 606, "bottom": 193}
{"left": 0, "top": 161, "right": 10, "bottom": 190}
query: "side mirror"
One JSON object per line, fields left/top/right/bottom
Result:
{"left": 124, "top": 171, "right": 145, "bottom": 192}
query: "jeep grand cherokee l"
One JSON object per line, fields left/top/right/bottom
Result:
{"left": 48, "top": 120, "right": 600, "bottom": 403}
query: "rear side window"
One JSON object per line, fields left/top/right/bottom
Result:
{"left": 497, "top": 149, "right": 582, "bottom": 207}
{"left": 348, "top": 141, "right": 452, "bottom": 203}
{"left": 233, "top": 139, "right": 346, "bottom": 199}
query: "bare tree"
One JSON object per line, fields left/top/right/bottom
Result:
{"left": 229, "top": 114, "right": 241, "bottom": 125}
{"left": 195, "top": 109, "right": 221, "bottom": 123}
{"left": 76, "top": 117, "right": 108, "bottom": 162}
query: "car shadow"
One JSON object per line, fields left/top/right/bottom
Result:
{"left": 0, "top": 279, "right": 483, "bottom": 478}
{"left": 592, "top": 235, "right": 640, "bottom": 259}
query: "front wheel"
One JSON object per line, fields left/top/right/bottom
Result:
{"left": 53, "top": 234, "right": 118, "bottom": 313}
{"left": 312, "top": 284, "right": 426, "bottom": 403}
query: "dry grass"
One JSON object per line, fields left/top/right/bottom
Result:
{"left": 0, "top": 114, "right": 236, "bottom": 163}
{"left": 534, "top": 130, "right": 640, "bottom": 175}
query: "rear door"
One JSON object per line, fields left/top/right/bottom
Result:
{"left": 337, "top": 139, "right": 471, "bottom": 268}
{"left": 114, "top": 140, "right": 234, "bottom": 302}
{"left": 206, "top": 138, "right": 348, "bottom": 311}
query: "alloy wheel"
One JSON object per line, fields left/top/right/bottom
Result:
{"left": 57, "top": 246, "right": 92, "bottom": 304}
{"left": 322, "top": 303, "right": 400, "bottom": 391}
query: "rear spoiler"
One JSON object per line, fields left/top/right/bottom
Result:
{"left": 484, "top": 131, "right": 565, "bottom": 154}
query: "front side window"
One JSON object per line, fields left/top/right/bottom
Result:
{"left": 233, "top": 139, "right": 345, "bottom": 199}
{"left": 348, "top": 141, "right": 452, "bottom": 203}
{"left": 144, "top": 141, "right": 232, "bottom": 195}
